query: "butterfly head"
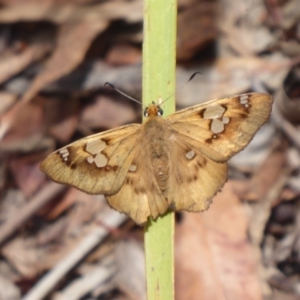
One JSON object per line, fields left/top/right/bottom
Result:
{"left": 144, "top": 101, "right": 164, "bottom": 117}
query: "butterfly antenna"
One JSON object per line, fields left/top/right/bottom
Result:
{"left": 105, "top": 82, "right": 145, "bottom": 107}
{"left": 159, "top": 72, "right": 203, "bottom": 106}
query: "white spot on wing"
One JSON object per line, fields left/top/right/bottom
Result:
{"left": 211, "top": 119, "right": 224, "bottom": 134}
{"left": 203, "top": 105, "right": 225, "bottom": 119}
{"left": 59, "top": 148, "right": 70, "bottom": 162}
{"left": 185, "top": 150, "right": 195, "bottom": 160}
{"left": 129, "top": 164, "right": 137, "bottom": 172}
{"left": 222, "top": 116, "right": 230, "bottom": 124}
{"left": 86, "top": 139, "right": 108, "bottom": 168}
{"left": 239, "top": 94, "right": 250, "bottom": 108}
{"left": 203, "top": 104, "right": 231, "bottom": 134}
{"left": 94, "top": 153, "right": 108, "bottom": 167}
{"left": 87, "top": 153, "right": 108, "bottom": 168}
{"left": 86, "top": 140, "right": 107, "bottom": 155}
{"left": 87, "top": 156, "right": 94, "bottom": 164}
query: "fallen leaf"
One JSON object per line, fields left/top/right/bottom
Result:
{"left": 175, "top": 181, "right": 263, "bottom": 300}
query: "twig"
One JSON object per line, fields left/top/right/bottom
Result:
{"left": 0, "top": 182, "right": 66, "bottom": 245}
{"left": 22, "top": 210, "right": 126, "bottom": 300}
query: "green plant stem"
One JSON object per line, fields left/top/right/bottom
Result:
{"left": 143, "top": 0, "right": 177, "bottom": 299}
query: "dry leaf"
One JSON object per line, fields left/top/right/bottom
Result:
{"left": 175, "top": 181, "right": 263, "bottom": 300}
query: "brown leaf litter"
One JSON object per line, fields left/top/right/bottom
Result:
{"left": 0, "top": 0, "right": 300, "bottom": 299}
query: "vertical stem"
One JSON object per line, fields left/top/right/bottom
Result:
{"left": 143, "top": 1, "right": 177, "bottom": 299}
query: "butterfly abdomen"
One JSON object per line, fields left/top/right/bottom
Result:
{"left": 148, "top": 140, "right": 169, "bottom": 197}
{"left": 143, "top": 117, "right": 171, "bottom": 197}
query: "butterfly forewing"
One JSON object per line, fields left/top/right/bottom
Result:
{"left": 40, "top": 124, "right": 140, "bottom": 195}
{"left": 168, "top": 93, "right": 273, "bottom": 162}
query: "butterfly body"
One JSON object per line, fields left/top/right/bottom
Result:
{"left": 142, "top": 116, "right": 171, "bottom": 196}
{"left": 41, "top": 93, "right": 273, "bottom": 225}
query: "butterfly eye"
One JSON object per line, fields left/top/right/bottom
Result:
{"left": 144, "top": 107, "right": 149, "bottom": 117}
{"left": 158, "top": 107, "right": 163, "bottom": 116}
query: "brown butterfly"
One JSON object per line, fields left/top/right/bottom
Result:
{"left": 40, "top": 93, "right": 273, "bottom": 225}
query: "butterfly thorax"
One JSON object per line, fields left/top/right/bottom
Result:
{"left": 143, "top": 116, "right": 170, "bottom": 197}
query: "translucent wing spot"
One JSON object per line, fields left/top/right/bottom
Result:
{"left": 86, "top": 139, "right": 107, "bottom": 154}
{"left": 87, "top": 153, "right": 108, "bottom": 168}
{"left": 203, "top": 104, "right": 225, "bottom": 119}
{"left": 129, "top": 164, "right": 137, "bottom": 172}
{"left": 211, "top": 118, "right": 231, "bottom": 134}
{"left": 239, "top": 94, "right": 250, "bottom": 108}
{"left": 86, "top": 139, "right": 108, "bottom": 168}
{"left": 203, "top": 104, "right": 231, "bottom": 134}
{"left": 59, "top": 148, "right": 70, "bottom": 162}
{"left": 87, "top": 156, "right": 94, "bottom": 164}
{"left": 222, "top": 116, "right": 230, "bottom": 124}
{"left": 185, "top": 150, "right": 195, "bottom": 160}
{"left": 211, "top": 119, "right": 223, "bottom": 133}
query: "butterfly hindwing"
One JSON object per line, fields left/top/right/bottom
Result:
{"left": 106, "top": 156, "right": 168, "bottom": 225}
{"left": 106, "top": 124, "right": 229, "bottom": 225}
{"left": 166, "top": 138, "right": 228, "bottom": 213}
